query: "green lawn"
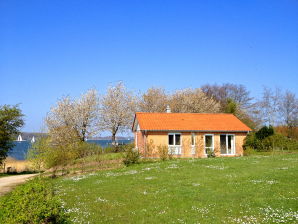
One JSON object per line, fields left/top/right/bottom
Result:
{"left": 54, "top": 154, "right": 298, "bottom": 223}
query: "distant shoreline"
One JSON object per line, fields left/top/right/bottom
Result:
{"left": 16, "top": 132, "right": 133, "bottom": 141}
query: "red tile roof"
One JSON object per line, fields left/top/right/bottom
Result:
{"left": 134, "top": 112, "right": 251, "bottom": 132}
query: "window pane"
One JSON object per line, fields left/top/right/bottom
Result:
{"left": 169, "top": 134, "right": 174, "bottom": 145}
{"left": 191, "top": 133, "right": 195, "bottom": 145}
{"left": 220, "top": 135, "right": 227, "bottom": 154}
{"left": 228, "top": 135, "right": 233, "bottom": 154}
{"left": 205, "top": 135, "right": 212, "bottom": 147}
{"left": 175, "top": 134, "right": 181, "bottom": 145}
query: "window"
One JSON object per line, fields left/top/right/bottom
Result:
{"left": 220, "top": 134, "right": 235, "bottom": 155}
{"left": 169, "top": 134, "right": 174, "bottom": 145}
{"left": 168, "top": 133, "right": 181, "bottom": 146}
{"left": 191, "top": 133, "right": 195, "bottom": 146}
{"left": 168, "top": 133, "right": 181, "bottom": 154}
{"left": 191, "top": 133, "right": 196, "bottom": 154}
{"left": 204, "top": 134, "right": 214, "bottom": 154}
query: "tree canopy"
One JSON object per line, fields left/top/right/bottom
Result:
{"left": 0, "top": 105, "right": 24, "bottom": 165}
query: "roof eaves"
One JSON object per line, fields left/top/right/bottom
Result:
{"left": 139, "top": 129, "right": 251, "bottom": 133}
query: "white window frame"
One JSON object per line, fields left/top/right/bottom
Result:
{"left": 191, "top": 133, "right": 196, "bottom": 154}
{"left": 204, "top": 134, "right": 214, "bottom": 155}
{"left": 168, "top": 133, "right": 182, "bottom": 155}
{"left": 220, "top": 134, "right": 236, "bottom": 155}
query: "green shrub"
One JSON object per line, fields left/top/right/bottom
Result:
{"left": 207, "top": 150, "right": 215, "bottom": 158}
{"left": 123, "top": 147, "right": 140, "bottom": 166}
{"left": 243, "top": 146, "right": 258, "bottom": 156}
{"left": 75, "top": 141, "right": 103, "bottom": 158}
{"left": 105, "top": 143, "right": 134, "bottom": 153}
{"left": 244, "top": 131, "right": 298, "bottom": 152}
{"left": 255, "top": 125, "right": 274, "bottom": 140}
{"left": 0, "top": 178, "right": 69, "bottom": 224}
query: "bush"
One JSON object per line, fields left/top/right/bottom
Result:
{"left": 75, "top": 141, "right": 103, "bottom": 158}
{"left": 255, "top": 125, "right": 274, "bottom": 140}
{"left": 105, "top": 143, "right": 134, "bottom": 153}
{"left": 123, "top": 147, "right": 140, "bottom": 166}
{"left": 244, "top": 131, "right": 298, "bottom": 152}
{"left": 0, "top": 178, "right": 69, "bottom": 224}
{"left": 157, "top": 145, "right": 168, "bottom": 161}
{"left": 243, "top": 146, "right": 258, "bottom": 156}
{"left": 207, "top": 150, "right": 215, "bottom": 158}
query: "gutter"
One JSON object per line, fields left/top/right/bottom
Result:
{"left": 138, "top": 129, "right": 251, "bottom": 133}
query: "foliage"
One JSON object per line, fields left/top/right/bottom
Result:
{"left": 255, "top": 126, "right": 274, "bottom": 140}
{"left": 243, "top": 146, "right": 257, "bottom": 156}
{"left": 206, "top": 150, "right": 215, "bottom": 158}
{"left": 28, "top": 137, "right": 77, "bottom": 175}
{"left": 46, "top": 89, "right": 100, "bottom": 142}
{"left": 98, "top": 82, "right": 137, "bottom": 144}
{"left": 138, "top": 87, "right": 168, "bottom": 112}
{"left": 257, "top": 87, "right": 298, "bottom": 136}
{"left": 201, "top": 83, "right": 259, "bottom": 129}
{"left": 169, "top": 88, "right": 221, "bottom": 113}
{"left": 104, "top": 142, "right": 134, "bottom": 153}
{"left": 201, "top": 83, "right": 253, "bottom": 109}
{"left": 123, "top": 147, "right": 140, "bottom": 166}
{"left": 75, "top": 141, "right": 103, "bottom": 158}
{"left": 244, "top": 130, "right": 298, "bottom": 152}
{"left": 138, "top": 87, "right": 221, "bottom": 113}
{"left": 275, "top": 126, "right": 298, "bottom": 140}
{"left": 0, "top": 178, "right": 69, "bottom": 224}
{"left": 157, "top": 144, "right": 169, "bottom": 161}
{"left": 224, "top": 98, "right": 237, "bottom": 114}
{"left": 28, "top": 137, "right": 104, "bottom": 174}
{"left": 0, "top": 105, "right": 24, "bottom": 165}
{"left": 279, "top": 90, "right": 298, "bottom": 137}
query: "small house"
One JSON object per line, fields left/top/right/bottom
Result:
{"left": 132, "top": 109, "right": 251, "bottom": 158}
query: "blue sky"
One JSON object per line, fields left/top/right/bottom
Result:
{"left": 0, "top": 0, "right": 297, "bottom": 133}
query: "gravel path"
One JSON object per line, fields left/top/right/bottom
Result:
{"left": 0, "top": 174, "right": 38, "bottom": 196}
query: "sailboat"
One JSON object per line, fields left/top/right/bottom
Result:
{"left": 31, "top": 136, "right": 35, "bottom": 143}
{"left": 17, "top": 134, "right": 23, "bottom": 141}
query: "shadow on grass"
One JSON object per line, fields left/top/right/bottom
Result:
{"left": 0, "top": 171, "right": 41, "bottom": 177}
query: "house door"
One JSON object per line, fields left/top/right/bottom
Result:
{"left": 220, "top": 134, "right": 235, "bottom": 155}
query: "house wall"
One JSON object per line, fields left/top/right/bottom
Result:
{"left": 135, "top": 131, "right": 145, "bottom": 154}
{"left": 136, "top": 131, "right": 246, "bottom": 158}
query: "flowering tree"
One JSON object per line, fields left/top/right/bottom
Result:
{"left": 98, "top": 82, "right": 136, "bottom": 144}
{"left": 138, "top": 87, "right": 168, "bottom": 112}
{"left": 169, "top": 88, "right": 221, "bottom": 113}
{"left": 46, "top": 89, "right": 100, "bottom": 142}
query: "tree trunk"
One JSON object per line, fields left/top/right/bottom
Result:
{"left": 112, "top": 133, "right": 116, "bottom": 145}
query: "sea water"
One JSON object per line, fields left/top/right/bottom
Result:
{"left": 8, "top": 140, "right": 132, "bottom": 160}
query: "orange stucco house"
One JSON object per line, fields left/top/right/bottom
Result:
{"left": 132, "top": 110, "right": 251, "bottom": 158}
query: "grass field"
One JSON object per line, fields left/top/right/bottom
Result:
{"left": 54, "top": 153, "right": 298, "bottom": 224}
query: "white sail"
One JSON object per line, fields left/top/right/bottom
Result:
{"left": 17, "top": 134, "right": 23, "bottom": 141}
{"left": 31, "top": 136, "right": 35, "bottom": 143}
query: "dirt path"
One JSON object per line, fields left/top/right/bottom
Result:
{"left": 0, "top": 174, "right": 38, "bottom": 196}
